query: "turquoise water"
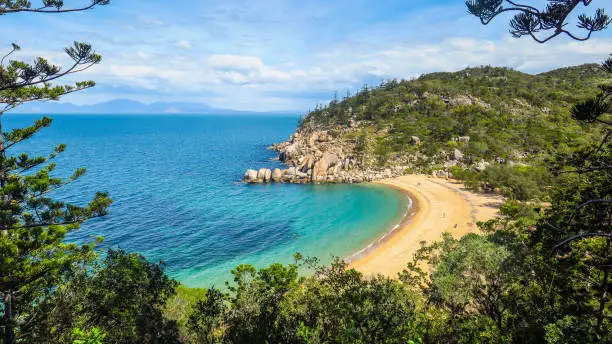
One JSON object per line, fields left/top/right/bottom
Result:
{"left": 7, "top": 114, "right": 409, "bottom": 287}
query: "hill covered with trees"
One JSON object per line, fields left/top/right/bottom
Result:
{"left": 272, "top": 63, "right": 610, "bottom": 201}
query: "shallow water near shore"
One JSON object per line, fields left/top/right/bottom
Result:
{"left": 7, "top": 114, "right": 409, "bottom": 287}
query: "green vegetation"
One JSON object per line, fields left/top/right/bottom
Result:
{"left": 301, "top": 64, "right": 608, "bottom": 200}
{"left": 1, "top": 0, "right": 610, "bottom": 343}
{"left": 187, "top": 259, "right": 424, "bottom": 344}
{"left": 1, "top": 2, "right": 112, "bottom": 344}
{"left": 451, "top": 164, "right": 552, "bottom": 200}
{"left": 29, "top": 249, "right": 180, "bottom": 343}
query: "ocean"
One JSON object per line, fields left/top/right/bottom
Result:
{"left": 7, "top": 114, "right": 409, "bottom": 287}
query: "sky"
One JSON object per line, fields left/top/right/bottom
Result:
{"left": 3, "top": 0, "right": 612, "bottom": 112}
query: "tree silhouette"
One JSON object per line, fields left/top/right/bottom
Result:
{"left": 0, "top": 0, "right": 109, "bottom": 15}
{"left": 466, "top": 0, "right": 611, "bottom": 43}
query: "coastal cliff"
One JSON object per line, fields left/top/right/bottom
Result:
{"left": 244, "top": 64, "right": 609, "bottom": 192}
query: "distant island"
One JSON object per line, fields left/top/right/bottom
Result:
{"left": 12, "top": 98, "right": 297, "bottom": 116}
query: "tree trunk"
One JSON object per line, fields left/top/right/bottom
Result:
{"left": 596, "top": 238, "right": 610, "bottom": 334}
{"left": 3, "top": 291, "right": 14, "bottom": 344}
{"left": 0, "top": 112, "right": 14, "bottom": 344}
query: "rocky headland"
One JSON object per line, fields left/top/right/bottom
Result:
{"left": 243, "top": 124, "right": 410, "bottom": 184}
{"left": 243, "top": 96, "right": 492, "bottom": 185}
{"left": 243, "top": 64, "right": 607, "bottom": 187}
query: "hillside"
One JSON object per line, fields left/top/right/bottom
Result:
{"left": 245, "top": 64, "right": 610, "bottom": 200}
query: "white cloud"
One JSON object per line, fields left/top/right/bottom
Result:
{"left": 206, "top": 54, "right": 293, "bottom": 85}
{"left": 47, "top": 36, "right": 612, "bottom": 111}
{"left": 175, "top": 40, "right": 192, "bottom": 50}
{"left": 5, "top": 0, "right": 612, "bottom": 112}
{"left": 217, "top": 71, "right": 251, "bottom": 85}
{"left": 208, "top": 55, "right": 263, "bottom": 73}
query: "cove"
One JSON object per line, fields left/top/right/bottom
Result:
{"left": 7, "top": 114, "right": 409, "bottom": 287}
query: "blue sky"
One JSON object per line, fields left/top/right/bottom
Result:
{"left": 4, "top": 0, "right": 612, "bottom": 111}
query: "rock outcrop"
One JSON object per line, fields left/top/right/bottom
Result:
{"left": 271, "top": 168, "right": 283, "bottom": 182}
{"left": 243, "top": 169, "right": 258, "bottom": 183}
{"left": 452, "top": 148, "right": 464, "bottom": 161}
{"left": 243, "top": 127, "right": 412, "bottom": 184}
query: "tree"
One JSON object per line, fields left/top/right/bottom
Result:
{"left": 0, "top": 1, "right": 109, "bottom": 15}
{"left": 401, "top": 234, "right": 516, "bottom": 343}
{"left": 0, "top": 1, "right": 111, "bottom": 343}
{"left": 188, "top": 288, "right": 228, "bottom": 344}
{"left": 466, "top": 0, "right": 611, "bottom": 43}
{"left": 467, "top": 1, "right": 611, "bottom": 341}
{"left": 26, "top": 249, "right": 180, "bottom": 343}
{"left": 188, "top": 259, "right": 425, "bottom": 344}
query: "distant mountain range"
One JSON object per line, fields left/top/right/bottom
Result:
{"left": 12, "top": 99, "right": 295, "bottom": 115}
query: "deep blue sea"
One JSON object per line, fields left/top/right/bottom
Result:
{"left": 7, "top": 114, "right": 408, "bottom": 287}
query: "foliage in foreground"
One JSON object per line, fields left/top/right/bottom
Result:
{"left": 20, "top": 192, "right": 608, "bottom": 344}
{"left": 187, "top": 260, "right": 424, "bottom": 344}
{"left": 1, "top": 2, "right": 112, "bottom": 344}
{"left": 26, "top": 249, "right": 180, "bottom": 344}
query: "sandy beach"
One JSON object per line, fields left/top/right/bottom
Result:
{"left": 349, "top": 175, "right": 504, "bottom": 278}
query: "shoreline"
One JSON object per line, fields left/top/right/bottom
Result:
{"left": 344, "top": 184, "right": 418, "bottom": 264}
{"left": 348, "top": 175, "right": 504, "bottom": 278}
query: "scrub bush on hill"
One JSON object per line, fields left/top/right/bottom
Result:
{"left": 451, "top": 164, "right": 551, "bottom": 201}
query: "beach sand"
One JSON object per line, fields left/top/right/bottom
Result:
{"left": 349, "top": 175, "right": 504, "bottom": 278}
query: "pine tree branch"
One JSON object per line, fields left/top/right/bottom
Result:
{"left": 0, "top": 59, "right": 96, "bottom": 92}
{"left": 17, "top": 154, "right": 57, "bottom": 174}
{"left": 553, "top": 232, "right": 612, "bottom": 251}
{"left": 0, "top": 1, "right": 109, "bottom": 15}
{"left": 568, "top": 199, "right": 612, "bottom": 226}
{"left": 0, "top": 43, "right": 19, "bottom": 66}
{"left": 505, "top": 1, "right": 540, "bottom": 14}
{"left": 467, "top": 0, "right": 610, "bottom": 42}
{"left": 528, "top": 30, "right": 562, "bottom": 44}
{"left": 475, "top": 6, "right": 540, "bottom": 25}
{"left": 0, "top": 84, "right": 94, "bottom": 115}
{"left": 0, "top": 213, "right": 105, "bottom": 231}
{"left": 23, "top": 178, "right": 77, "bottom": 200}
